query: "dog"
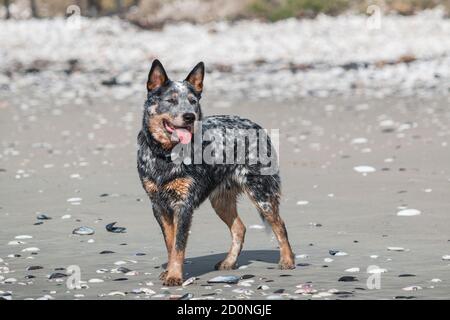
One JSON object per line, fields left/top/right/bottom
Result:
{"left": 137, "top": 60, "right": 295, "bottom": 286}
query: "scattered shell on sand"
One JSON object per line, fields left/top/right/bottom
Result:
{"left": 387, "top": 247, "right": 405, "bottom": 252}
{"left": 442, "top": 255, "right": 450, "bottom": 261}
{"left": 248, "top": 224, "right": 265, "bottom": 230}
{"left": 15, "top": 235, "right": 32, "bottom": 240}
{"left": 397, "top": 209, "right": 421, "bottom": 216}
{"left": 207, "top": 276, "right": 240, "bottom": 284}
{"left": 403, "top": 286, "right": 422, "bottom": 291}
{"left": 353, "top": 166, "right": 376, "bottom": 173}
{"left": 182, "top": 277, "right": 196, "bottom": 287}
{"left": 72, "top": 226, "right": 95, "bottom": 235}
{"left": 22, "top": 247, "right": 40, "bottom": 253}
{"left": 345, "top": 267, "right": 360, "bottom": 273}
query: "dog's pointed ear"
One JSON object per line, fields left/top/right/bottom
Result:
{"left": 147, "top": 59, "right": 169, "bottom": 91}
{"left": 185, "top": 62, "right": 205, "bottom": 93}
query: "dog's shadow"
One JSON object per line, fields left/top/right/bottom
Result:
{"left": 163, "top": 250, "right": 280, "bottom": 277}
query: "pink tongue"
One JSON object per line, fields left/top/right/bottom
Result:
{"left": 175, "top": 128, "right": 192, "bottom": 144}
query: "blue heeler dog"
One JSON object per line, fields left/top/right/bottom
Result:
{"left": 137, "top": 60, "right": 295, "bottom": 286}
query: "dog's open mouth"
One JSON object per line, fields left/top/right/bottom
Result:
{"left": 163, "top": 120, "right": 193, "bottom": 145}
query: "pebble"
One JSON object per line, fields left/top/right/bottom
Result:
{"left": 403, "top": 286, "right": 422, "bottom": 291}
{"left": 248, "top": 224, "right": 265, "bottom": 230}
{"left": 8, "top": 241, "right": 25, "bottom": 245}
{"left": 387, "top": 247, "right": 405, "bottom": 252}
{"left": 431, "top": 279, "right": 442, "bottom": 283}
{"left": 37, "top": 214, "right": 52, "bottom": 220}
{"left": 22, "top": 247, "right": 40, "bottom": 253}
{"left": 131, "top": 288, "right": 155, "bottom": 295}
{"left": 108, "top": 291, "right": 126, "bottom": 296}
{"left": 26, "top": 266, "right": 43, "bottom": 271}
{"left": 88, "top": 278, "right": 104, "bottom": 283}
{"left": 353, "top": 166, "right": 376, "bottom": 173}
{"left": 72, "top": 226, "right": 95, "bottom": 235}
{"left": 397, "top": 209, "right": 421, "bottom": 216}
{"left": 61, "top": 214, "right": 72, "bottom": 219}
{"left": 442, "top": 255, "right": 450, "bottom": 261}
{"left": 329, "top": 250, "right": 347, "bottom": 256}
{"left": 338, "top": 276, "right": 358, "bottom": 282}
{"left": 345, "top": 267, "right": 360, "bottom": 273}
{"left": 15, "top": 235, "right": 32, "bottom": 240}
{"left": 48, "top": 272, "right": 68, "bottom": 279}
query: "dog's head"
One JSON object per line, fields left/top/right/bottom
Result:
{"left": 143, "top": 60, "right": 204, "bottom": 150}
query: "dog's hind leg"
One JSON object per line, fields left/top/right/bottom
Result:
{"left": 245, "top": 175, "right": 295, "bottom": 270}
{"left": 210, "top": 186, "right": 246, "bottom": 270}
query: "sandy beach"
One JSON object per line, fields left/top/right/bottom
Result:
{"left": 1, "top": 88, "right": 449, "bottom": 299}
{"left": 1, "top": 8, "right": 450, "bottom": 299}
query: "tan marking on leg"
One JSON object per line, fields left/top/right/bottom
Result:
{"left": 210, "top": 187, "right": 246, "bottom": 270}
{"left": 163, "top": 211, "right": 189, "bottom": 286}
{"left": 164, "top": 178, "right": 193, "bottom": 199}
{"left": 155, "top": 211, "right": 174, "bottom": 281}
{"left": 164, "top": 248, "right": 185, "bottom": 286}
{"left": 247, "top": 192, "right": 295, "bottom": 269}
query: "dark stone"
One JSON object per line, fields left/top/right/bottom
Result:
{"left": 273, "top": 289, "right": 285, "bottom": 294}
{"left": 26, "top": 266, "right": 43, "bottom": 271}
{"left": 113, "top": 278, "right": 128, "bottom": 281}
{"left": 48, "top": 272, "right": 68, "bottom": 279}
{"left": 338, "top": 276, "right": 358, "bottom": 282}
{"left": 99, "top": 250, "right": 115, "bottom": 254}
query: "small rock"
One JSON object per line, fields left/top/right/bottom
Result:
{"left": 403, "top": 286, "right": 422, "bottom": 291}
{"left": 26, "top": 266, "right": 43, "bottom": 271}
{"left": 338, "top": 276, "right": 358, "bottom": 282}
{"left": 397, "top": 209, "right": 421, "bottom": 216}
{"left": 37, "top": 214, "right": 52, "bottom": 220}
{"left": 48, "top": 272, "right": 68, "bottom": 279}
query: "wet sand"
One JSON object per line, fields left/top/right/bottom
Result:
{"left": 1, "top": 91, "right": 449, "bottom": 299}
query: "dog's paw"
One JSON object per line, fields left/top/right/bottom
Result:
{"left": 163, "top": 276, "right": 183, "bottom": 286}
{"left": 159, "top": 270, "right": 168, "bottom": 280}
{"left": 214, "top": 260, "right": 236, "bottom": 271}
{"left": 279, "top": 259, "right": 296, "bottom": 270}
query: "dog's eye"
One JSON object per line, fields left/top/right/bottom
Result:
{"left": 165, "top": 98, "right": 177, "bottom": 104}
{"left": 188, "top": 97, "right": 197, "bottom": 105}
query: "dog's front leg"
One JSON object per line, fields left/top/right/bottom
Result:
{"left": 152, "top": 205, "right": 174, "bottom": 281}
{"left": 163, "top": 205, "right": 193, "bottom": 286}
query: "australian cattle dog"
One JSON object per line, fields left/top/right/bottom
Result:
{"left": 137, "top": 60, "right": 295, "bottom": 286}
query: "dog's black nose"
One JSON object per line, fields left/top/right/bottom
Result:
{"left": 183, "top": 113, "right": 196, "bottom": 123}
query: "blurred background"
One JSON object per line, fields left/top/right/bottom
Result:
{"left": 1, "top": 0, "right": 450, "bottom": 21}
{"left": 0, "top": 0, "right": 449, "bottom": 101}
